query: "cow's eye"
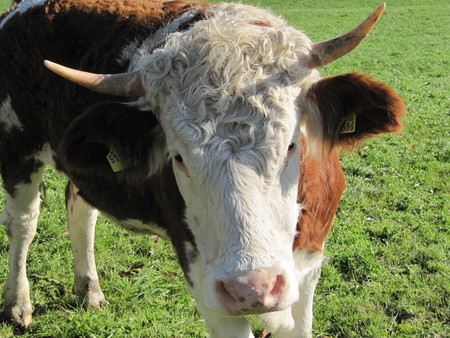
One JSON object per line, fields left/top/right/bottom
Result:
{"left": 174, "top": 154, "right": 184, "bottom": 164}
{"left": 172, "top": 153, "right": 189, "bottom": 176}
{"left": 288, "top": 142, "right": 295, "bottom": 153}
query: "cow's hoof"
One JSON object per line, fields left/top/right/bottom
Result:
{"left": 73, "top": 277, "right": 107, "bottom": 308}
{"left": 3, "top": 304, "right": 33, "bottom": 329}
{"left": 83, "top": 289, "right": 108, "bottom": 309}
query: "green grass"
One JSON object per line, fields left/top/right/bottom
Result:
{"left": 1, "top": 0, "right": 449, "bottom": 336}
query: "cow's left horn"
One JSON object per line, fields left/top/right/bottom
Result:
{"left": 44, "top": 60, "right": 145, "bottom": 97}
{"left": 306, "top": 3, "right": 386, "bottom": 69}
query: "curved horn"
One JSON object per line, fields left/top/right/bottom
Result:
{"left": 307, "top": 3, "right": 386, "bottom": 69}
{"left": 44, "top": 60, "right": 145, "bottom": 97}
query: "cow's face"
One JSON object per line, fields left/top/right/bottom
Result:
{"left": 161, "top": 92, "right": 302, "bottom": 315}
{"left": 138, "top": 5, "right": 315, "bottom": 314}
{"left": 160, "top": 82, "right": 303, "bottom": 316}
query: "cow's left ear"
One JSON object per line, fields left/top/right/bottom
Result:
{"left": 302, "top": 73, "right": 406, "bottom": 152}
{"left": 59, "top": 102, "right": 165, "bottom": 175}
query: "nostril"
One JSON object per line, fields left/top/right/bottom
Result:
{"left": 263, "top": 274, "right": 285, "bottom": 308}
{"left": 270, "top": 274, "right": 285, "bottom": 298}
{"left": 216, "top": 280, "right": 241, "bottom": 307}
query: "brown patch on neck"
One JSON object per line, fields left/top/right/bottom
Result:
{"left": 294, "top": 134, "right": 345, "bottom": 252}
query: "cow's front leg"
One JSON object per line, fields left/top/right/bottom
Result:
{"left": 66, "top": 182, "right": 105, "bottom": 308}
{"left": 1, "top": 168, "right": 44, "bottom": 328}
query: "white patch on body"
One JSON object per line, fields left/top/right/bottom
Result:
{"left": 0, "top": 96, "right": 23, "bottom": 132}
{"left": 34, "top": 143, "right": 57, "bottom": 168}
{"left": 105, "top": 215, "right": 169, "bottom": 239}
{"left": 0, "top": 0, "right": 46, "bottom": 29}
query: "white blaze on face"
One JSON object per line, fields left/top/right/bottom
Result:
{"left": 165, "top": 93, "right": 302, "bottom": 314}
{"left": 160, "top": 80, "right": 304, "bottom": 313}
{"left": 137, "top": 3, "right": 321, "bottom": 314}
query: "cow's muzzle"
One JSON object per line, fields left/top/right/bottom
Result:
{"left": 215, "top": 269, "right": 288, "bottom": 315}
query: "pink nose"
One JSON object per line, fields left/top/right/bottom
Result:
{"left": 216, "top": 270, "right": 286, "bottom": 315}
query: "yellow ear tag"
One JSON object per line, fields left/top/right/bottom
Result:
{"left": 107, "top": 148, "right": 125, "bottom": 172}
{"left": 341, "top": 113, "right": 357, "bottom": 134}
{"left": 106, "top": 146, "right": 137, "bottom": 173}
{"left": 107, "top": 146, "right": 137, "bottom": 172}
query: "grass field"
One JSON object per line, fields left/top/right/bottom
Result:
{"left": 0, "top": 0, "right": 449, "bottom": 337}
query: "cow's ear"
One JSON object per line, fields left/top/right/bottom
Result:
{"left": 59, "top": 102, "right": 166, "bottom": 175}
{"left": 302, "top": 73, "right": 406, "bottom": 154}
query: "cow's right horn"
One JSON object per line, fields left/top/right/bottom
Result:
{"left": 306, "top": 3, "right": 386, "bottom": 69}
{"left": 44, "top": 60, "right": 145, "bottom": 98}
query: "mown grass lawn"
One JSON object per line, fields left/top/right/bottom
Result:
{"left": 0, "top": 0, "right": 449, "bottom": 337}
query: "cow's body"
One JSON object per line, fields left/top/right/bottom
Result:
{"left": 0, "top": 0, "right": 405, "bottom": 336}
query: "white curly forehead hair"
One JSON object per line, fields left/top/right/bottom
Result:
{"left": 139, "top": 3, "right": 316, "bottom": 173}
{"left": 45, "top": 3, "right": 386, "bottom": 157}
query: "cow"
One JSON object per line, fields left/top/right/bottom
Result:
{"left": 0, "top": 0, "right": 405, "bottom": 336}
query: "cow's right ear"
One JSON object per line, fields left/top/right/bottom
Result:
{"left": 59, "top": 102, "right": 166, "bottom": 175}
{"left": 302, "top": 73, "right": 406, "bottom": 154}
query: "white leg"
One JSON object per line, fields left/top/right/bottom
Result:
{"left": 259, "top": 249, "right": 323, "bottom": 337}
{"left": 66, "top": 182, "right": 105, "bottom": 308}
{"left": 0, "top": 168, "right": 44, "bottom": 328}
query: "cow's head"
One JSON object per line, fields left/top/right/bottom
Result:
{"left": 46, "top": 3, "right": 404, "bottom": 317}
